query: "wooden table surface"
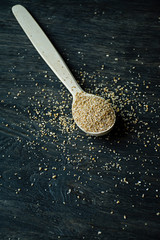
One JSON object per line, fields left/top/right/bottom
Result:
{"left": 0, "top": 0, "right": 160, "bottom": 239}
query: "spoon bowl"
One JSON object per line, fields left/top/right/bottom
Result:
{"left": 72, "top": 92, "right": 116, "bottom": 136}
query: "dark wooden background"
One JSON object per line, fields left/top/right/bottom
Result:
{"left": 0, "top": 0, "right": 160, "bottom": 239}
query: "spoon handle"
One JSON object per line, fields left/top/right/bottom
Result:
{"left": 12, "top": 5, "right": 83, "bottom": 97}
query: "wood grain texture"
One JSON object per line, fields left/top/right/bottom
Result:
{"left": 0, "top": 0, "right": 160, "bottom": 239}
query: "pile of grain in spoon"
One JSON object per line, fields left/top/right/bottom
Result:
{"left": 72, "top": 92, "right": 115, "bottom": 133}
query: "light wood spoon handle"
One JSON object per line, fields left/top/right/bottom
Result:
{"left": 12, "top": 4, "right": 83, "bottom": 97}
